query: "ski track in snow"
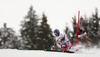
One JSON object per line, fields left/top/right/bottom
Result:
{"left": 0, "top": 49, "right": 99, "bottom": 57}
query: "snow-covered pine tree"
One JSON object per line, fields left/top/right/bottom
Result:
{"left": 78, "top": 16, "right": 90, "bottom": 45}
{"left": 37, "top": 13, "right": 54, "bottom": 50}
{"left": 64, "top": 24, "right": 73, "bottom": 43}
{"left": 71, "top": 16, "right": 77, "bottom": 44}
{"left": 88, "top": 8, "right": 100, "bottom": 45}
{"left": 20, "top": 6, "right": 39, "bottom": 50}
{"left": 0, "top": 23, "right": 18, "bottom": 49}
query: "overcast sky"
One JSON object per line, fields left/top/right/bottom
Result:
{"left": 0, "top": 0, "right": 100, "bottom": 35}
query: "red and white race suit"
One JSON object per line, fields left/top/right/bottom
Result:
{"left": 55, "top": 33, "right": 72, "bottom": 50}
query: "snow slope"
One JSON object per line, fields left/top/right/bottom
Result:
{"left": 0, "top": 48, "right": 100, "bottom": 57}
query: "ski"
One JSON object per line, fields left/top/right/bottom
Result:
{"left": 44, "top": 49, "right": 75, "bottom": 53}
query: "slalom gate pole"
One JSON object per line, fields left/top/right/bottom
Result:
{"left": 84, "top": 36, "right": 92, "bottom": 48}
{"left": 76, "top": 11, "right": 80, "bottom": 44}
{"left": 72, "top": 17, "right": 79, "bottom": 44}
{"left": 72, "top": 11, "right": 92, "bottom": 48}
{"left": 72, "top": 11, "right": 80, "bottom": 44}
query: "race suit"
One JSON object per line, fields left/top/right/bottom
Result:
{"left": 55, "top": 33, "right": 72, "bottom": 50}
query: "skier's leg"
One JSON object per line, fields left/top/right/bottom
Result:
{"left": 56, "top": 43, "right": 67, "bottom": 51}
{"left": 66, "top": 42, "right": 72, "bottom": 50}
{"left": 61, "top": 46, "right": 67, "bottom": 51}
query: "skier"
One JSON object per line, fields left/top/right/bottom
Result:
{"left": 52, "top": 29, "right": 72, "bottom": 51}
{"left": 78, "top": 29, "right": 87, "bottom": 38}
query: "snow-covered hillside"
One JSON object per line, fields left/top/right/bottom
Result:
{"left": 0, "top": 48, "right": 100, "bottom": 57}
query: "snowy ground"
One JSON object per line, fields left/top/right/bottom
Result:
{"left": 0, "top": 48, "right": 100, "bottom": 57}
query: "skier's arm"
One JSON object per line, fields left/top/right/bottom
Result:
{"left": 52, "top": 41, "right": 62, "bottom": 49}
{"left": 59, "top": 34, "right": 65, "bottom": 41}
{"left": 61, "top": 35, "right": 65, "bottom": 41}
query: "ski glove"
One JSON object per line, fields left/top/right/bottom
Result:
{"left": 58, "top": 40, "right": 61, "bottom": 43}
{"left": 52, "top": 45, "right": 55, "bottom": 49}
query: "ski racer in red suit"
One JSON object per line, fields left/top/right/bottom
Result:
{"left": 53, "top": 29, "right": 72, "bottom": 51}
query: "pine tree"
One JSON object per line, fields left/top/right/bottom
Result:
{"left": 78, "top": 16, "right": 90, "bottom": 45}
{"left": 0, "top": 23, "right": 18, "bottom": 49}
{"left": 71, "top": 16, "right": 77, "bottom": 44}
{"left": 64, "top": 16, "right": 78, "bottom": 45}
{"left": 20, "top": 6, "right": 39, "bottom": 50}
{"left": 64, "top": 24, "right": 73, "bottom": 43}
{"left": 70, "top": 9, "right": 100, "bottom": 47}
{"left": 97, "top": 28, "right": 100, "bottom": 48}
{"left": 37, "top": 13, "right": 54, "bottom": 50}
{"left": 70, "top": 16, "right": 89, "bottom": 45}
{"left": 88, "top": 8, "right": 100, "bottom": 45}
